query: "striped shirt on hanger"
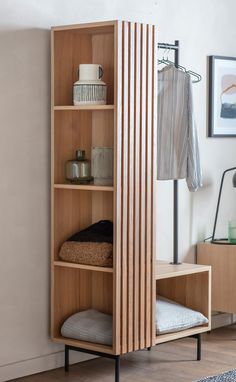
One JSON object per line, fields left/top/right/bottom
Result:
{"left": 157, "top": 65, "right": 202, "bottom": 192}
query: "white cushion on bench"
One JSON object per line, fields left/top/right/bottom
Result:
{"left": 156, "top": 296, "right": 208, "bottom": 334}
{"left": 61, "top": 309, "right": 112, "bottom": 346}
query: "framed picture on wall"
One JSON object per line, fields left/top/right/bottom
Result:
{"left": 209, "top": 55, "right": 236, "bottom": 137}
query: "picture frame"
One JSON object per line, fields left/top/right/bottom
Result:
{"left": 209, "top": 55, "right": 236, "bottom": 137}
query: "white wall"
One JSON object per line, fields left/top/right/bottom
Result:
{"left": 0, "top": 0, "right": 236, "bottom": 380}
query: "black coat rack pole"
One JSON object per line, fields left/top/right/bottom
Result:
{"left": 158, "top": 40, "right": 180, "bottom": 265}
{"left": 173, "top": 40, "right": 180, "bottom": 265}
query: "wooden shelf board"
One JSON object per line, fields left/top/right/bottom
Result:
{"left": 155, "top": 260, "right": 211, "bottom": 280}
{"left": 198, "top": 241, "right": 236, "bottom": 248}
{"left": 54, "top": 105, "right": 115, "bottom": 111}
{"left": 52, "top": 20, "right": 116, "bottom": 32}
{"left": 53, "top": 336, "right": 114, "bottom": 354}
{"left": 54, "top": 184, "right": 114, "bottom": 192}
{"left": 155, "top": 325, "right": 210, "bottom": 345}
{"left": 54, "top": 261, "right": 113, "bottom": 273}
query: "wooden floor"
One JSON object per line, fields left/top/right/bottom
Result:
{"left": 12, "top": 326, "right": 236, "bottom": 382}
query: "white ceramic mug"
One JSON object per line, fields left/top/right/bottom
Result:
{"left": 78, "top": 64, "right": 103, "bottom": 81}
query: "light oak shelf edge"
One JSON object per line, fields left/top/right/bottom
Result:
{"left": 53, "top": 336, "right": 114, "bottom": 354}
{"left": 155, "top": 324, "right": 210, "bottom": 345}
{"left": 54, "top": 261, "right": 114, "bottom": 273}
{"left": 54, "top": 105, "right": 115, "bottom": 111}
{"left": 52, "top": 20, "right": 117, "bottom": 32}
{"left": 155, "top": 261, "right": 211, "bottom": 280}
{"left": 54, "top": 184, "right": 114, "bottom": 192}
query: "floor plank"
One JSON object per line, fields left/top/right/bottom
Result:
{"left": 11, "top": 326, "right": 236, "bottom": 382}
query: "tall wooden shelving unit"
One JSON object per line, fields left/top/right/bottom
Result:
{"left": 51, "top": 20, "right": 211, "bottom": 380}
{"left": 51, "top": 19, "right": 157, "bottom": 357}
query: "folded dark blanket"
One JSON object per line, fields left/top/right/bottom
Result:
{"left": 68, "top": 220, "right": 113, "bottom": 244}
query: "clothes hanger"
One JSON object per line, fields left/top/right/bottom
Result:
{"left": 158, "top": 48, "right": 187, "bottom": 73}
{"left": 186, "top": 70, "right": 202, "bottom": 83}
{"left": 158, "top": 59, "right": 202, "bottom": 83}
{"left": 158, "top": 46, "right": 202, "bottom": 83}
{"left": 158, "top": 47, "right": 171, "bottom": 66}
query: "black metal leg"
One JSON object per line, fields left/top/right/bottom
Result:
{"left": 65, "top": 345, "right": 120, "bottom": 380}
{"left": 147, "top": 347, "right": 152, "bottom": 351}
{"left": 197, "top": 334, "right": 201, "bottom": 361}
{"left": 115, "top": 356, "right": 120, "bottom": 382}
{"left": 65, "top": 345, "right": 69, "bottom": 372}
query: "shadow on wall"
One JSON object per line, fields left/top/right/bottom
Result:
{"left": 0, "top": 27, "right": 54, "bottom": 351}
{"left": 0, "top": 26, "right": 51, "bottom": 251}
{"left": 0, "top": 27, "right": 51, "bottom": 184}
{"left": 185, "top": 171, "right": 214, "bottom": 263}
{"left": 0, "top": 27, "right": 51, "bottom": 120}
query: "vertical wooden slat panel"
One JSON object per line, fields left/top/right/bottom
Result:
{"left": 121, "top": 21, "right": 129, "bottom": 354}
{"left": 145, "top": 24, "right": 153, "bottom": 348}
{"left": 151, "top": 25, "right": 158, "bottom": 345}
{"left": 51, "top": 29, "right": 55, "bottom": 338}
{"left": 133, "top": 22, "right": 141, "bottom": 351}
{"left": 114, "top": 20, "right": 122, "bottom": 355}
{"left": 116, "top": 21, "right": 157, "bottom": 354}
{"left": 139, "top": 23, "right": 147, "bottom": 350}
{"left": 127, "top": 22, "right": 135, "bottom": 352}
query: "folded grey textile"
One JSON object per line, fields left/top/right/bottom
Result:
{"left": 68, "top": 220, "right": 113, "bottom": 244}
{"left": 156, "top": 295, "right": 208, "bottom": 334}
{"left": 61, "top": 309, "right": 112, "bottom": 346}
{"left": 59, "top": 241, "right": 113, "bottom": 267}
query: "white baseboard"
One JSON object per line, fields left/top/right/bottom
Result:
{"left": 0, "top": 349, "right": 95, "bottom": 382}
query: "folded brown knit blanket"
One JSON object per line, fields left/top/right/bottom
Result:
{"left": 59, "top": 220, "right": 113, "bottom": 267}
{"left": 59, "top": 241, "right": 113, "bottom": 267}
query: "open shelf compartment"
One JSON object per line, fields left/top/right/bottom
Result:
{"left": 54, "top": 109, "right": 114, "bottom": 185}
{"left": 53, "top": 188, "right": 113, "bottom": 263}
{"left": 53, "top": 23, "right": 115, "bottom": 106}
{"left": 52, "top": 266, "right": 113, "bottom": 352}
{"left": 155, "top": 261, "right": 211, "bottom": 345}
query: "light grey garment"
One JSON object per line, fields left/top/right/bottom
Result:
{"left": 157, "top": 65, "right": 202, "bottom": 192}
{"left": 156, "top": 296, "right": 208, "bottom": 334}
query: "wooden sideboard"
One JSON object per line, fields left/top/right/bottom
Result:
{"left": 197, "top": 242, "right": 236, "bottom": 313}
